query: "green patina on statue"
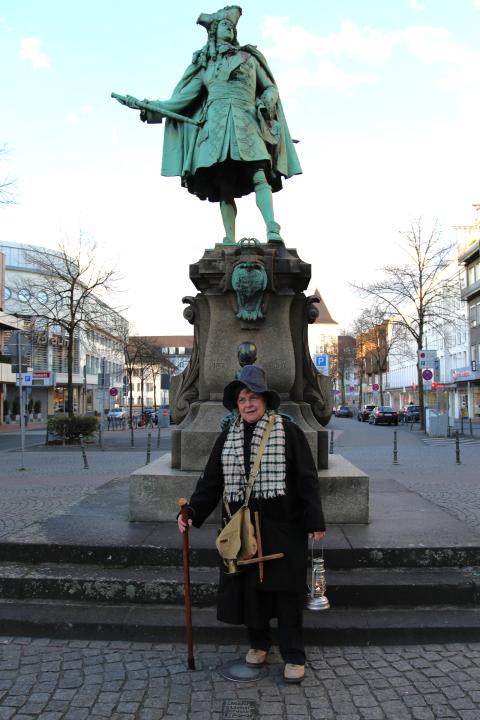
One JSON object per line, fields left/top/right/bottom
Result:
{"left": 231, "top": 261, "right": 267, "bottom": 320}
{"left": 112, "top": 5, "right": 301, "bottom": 245}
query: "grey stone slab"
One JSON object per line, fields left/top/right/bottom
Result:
{"left": 130, "top": 452, "right": 369, "bottom": 524}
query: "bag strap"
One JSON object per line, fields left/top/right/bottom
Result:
{"left": 223, "top": 414, "right": 276, "bottom": 519}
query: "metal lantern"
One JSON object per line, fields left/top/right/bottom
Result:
{"left": 306, "top": 542, "right": 330, "bottom": 611}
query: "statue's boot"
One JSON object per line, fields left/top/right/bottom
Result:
{"left": 267, "top": 221, "right": 283, "bottom": 243}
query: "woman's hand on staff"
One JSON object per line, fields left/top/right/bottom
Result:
{"left": 310, "top": 531, "right": 326, "bottom": 541}
{"left": 178, "top": 515, "right": 193, "bottom": 533}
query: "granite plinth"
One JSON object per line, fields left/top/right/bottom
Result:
{"left": 129, "top": 452, "right": 369, "bottom": 523}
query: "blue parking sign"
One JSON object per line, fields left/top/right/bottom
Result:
{"left": 314, "top": 354, "right": 329, "bottom": 375}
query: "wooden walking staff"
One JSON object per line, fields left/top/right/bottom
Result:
{"left": 178, "top": 498, "right": 195, "bottom": 670}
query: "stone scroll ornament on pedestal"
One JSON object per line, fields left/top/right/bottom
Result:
{"left": 169, "top": 239, "right": 334, "bottom": 430}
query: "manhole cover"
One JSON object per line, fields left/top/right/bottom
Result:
{"left": 222, "top": 699, "right": 258, "bottom": 719}
{"left": 218, "top": 660, "right": 267, "bottom": 683}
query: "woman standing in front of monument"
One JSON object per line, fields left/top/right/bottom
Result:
{"left": 177, "top": 365, "right": 326, "bottom": 683}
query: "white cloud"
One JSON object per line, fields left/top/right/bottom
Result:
{"left": 65, "top": 106, "right": 93, "bottom": 125}
{"left": 20, "top": 36, "right": 50, "bottom": 69}
{"left": 402, "top": 25, "right": 469, "bottom": 65}
{"left": 263, "top": 17, "right": 398, "bottom": 65}
{"left": 408, "top": 0, "right": 425, "bottom": 11}
{"left": 274, "top": 61, "right": 377, "bottom": 96}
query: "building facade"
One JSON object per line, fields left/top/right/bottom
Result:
{"left": 0, "top": 242, "right": 127, "bottom": 420}
{"left": 127, "top": 336, "right": 193, "bottom": 410}
{"left": 455, "top": 203, "right": 480, "bottom": 418}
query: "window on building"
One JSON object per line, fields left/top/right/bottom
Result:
{"left": 470, "top": 303, "right": 479, "bottom": 328}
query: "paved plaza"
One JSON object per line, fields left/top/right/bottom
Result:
{"left": 1, "top": 421, "right": 480, "bottom": 718}
{"left": 1, "top": 637, "right": 480, "bottom": 719}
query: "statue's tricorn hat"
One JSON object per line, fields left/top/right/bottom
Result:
{"left": 197, "top": 5, "right": 242, "bottom": 31}
{"left": 223, "top": 364, "right": 281, "bottom": 411}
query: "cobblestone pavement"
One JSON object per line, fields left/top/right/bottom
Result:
{"left": 332, "top": 419, "right": 480, "bottom": 532}
{"left": 0, "top": 637, "right": 479, "bottom": 719}
{"left": 0, "top": 448, "right": 164, "bottom": 539}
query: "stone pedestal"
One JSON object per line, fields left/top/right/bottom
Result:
{"left": 130, "top": 453, "right": 369, "bottom": 524}
{"left": 129, "top": 239, "right": 369, "bottom": 524}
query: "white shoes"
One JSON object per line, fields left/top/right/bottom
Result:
{"left": 245, "top": 648, "right": 268, "bottom": 666}
{"left": 283, "top": 663, "right": 305, "bottom": 683}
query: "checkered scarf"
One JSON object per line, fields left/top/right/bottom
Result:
{"left": 221, "top": 411, "right": 286, "bottom": 503}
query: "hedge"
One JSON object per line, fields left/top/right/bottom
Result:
{"left": 47, "top": 415, "right": 99, "bottom": 441}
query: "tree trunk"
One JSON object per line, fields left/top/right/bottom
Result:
{"left": 67, "top": 329, "right": 75, "bottom": 418}
{"left": 128, "top": 367, "right": 134, "bottom": 426}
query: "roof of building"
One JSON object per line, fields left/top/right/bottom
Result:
{"left": 312, "top": 289, "right": 338, "bottom": 325}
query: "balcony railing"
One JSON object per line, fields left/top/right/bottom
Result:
{"left": 461, "top": 277, "right": 480, "bottom": 301}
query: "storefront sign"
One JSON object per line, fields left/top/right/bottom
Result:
{"left": 32, "top": 370, "right": 54, "bottom": 387}
{"left": 34, "top": 333, "right": 69, "bottom": 347}
{"left": 451, "top": 367, "right": 480, "bottom": 382}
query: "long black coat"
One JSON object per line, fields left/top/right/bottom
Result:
{"left": 187, "top": 416, "right": 326, "bottom": 627}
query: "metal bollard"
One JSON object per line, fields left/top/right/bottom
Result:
{"left": 393, "top": 430, "right": 399, "bottom": 465}
{"left": 460, "top": 417, "right": 464, "bottom": 435}
{"left": 146, "top": 431, "right": 152, "bottom": 465}
{"left": 157, "top": 424, "right": 161, "bottom": 450}
{"left": 455, "top": 430, "right": 461, "bottom": 465}
{"left": 98, "top": 423, "right": 104, "bottom": 450}
{"left": 329, "top": 431, "right": 334, "bottom": 454}
{"left": 470, "top": 419, "right": 473, "bottom": 437}
{"left": 79, "top": 434, "right": 89, "bottom": 470}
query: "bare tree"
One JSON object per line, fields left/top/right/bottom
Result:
{"left": 337, "top": 335, "right": 356, "bottom": 405}
{"left": 0, "top": 144, "right": 16, "bottom": 207}
{"left": 352, "top": 305, "right": 405, "bottom": 406}
{"left": 351, "top": 219, "right": 458, "bottom": 428}
{"left": 18, "top": 235, "right": 119, "bottom": 417}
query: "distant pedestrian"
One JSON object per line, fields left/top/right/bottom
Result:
{"left": 177, "top": 364, "right": 326, "bottom": 683}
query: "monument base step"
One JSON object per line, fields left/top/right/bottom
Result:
{"left": 1, "top": 598, "right": 479, "bottom": 645}
{"left": 0, "top": 562, "right": 477, "bottom": 608}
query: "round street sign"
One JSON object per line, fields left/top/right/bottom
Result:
{"left": 372, "top": 383, "right": 380, "bottom": 391}
{"left": 109, "top": 387, "right": 119, "bottom": 396}
{"left": 422, "top": 369, "right": 433, "bottom": 381}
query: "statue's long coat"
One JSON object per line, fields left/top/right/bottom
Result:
{"left": 186, "top": 417, "right": 325, "bottom": 627}
{"left": 144, "top": 45, "right": 302, "bottom": 202}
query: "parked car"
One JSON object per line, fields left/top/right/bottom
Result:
{"left": 368, "top": 406, "right": 399, "bottom": 425}
{"left": 335, "top": 405, "right": 353, "bottom": 418}
{"left": 357, "top": 404, "right": 376, "bottom": 422}
{"left": 400, "top": 404, "right": 420, "bottom": 423}
{"left": 107, "top": 407, "right": 126, "bottom": 420}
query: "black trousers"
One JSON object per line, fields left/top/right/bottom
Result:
{"left": 247, "top": 591, "right": 306, "bottom": 665}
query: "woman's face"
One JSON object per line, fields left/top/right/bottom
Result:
{"left": 237, "top": 388, "right": 267, "bottom": 424}
{"left": 217, "top": 19, "right": 234, "bottom": 42}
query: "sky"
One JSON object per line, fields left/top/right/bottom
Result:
{"left": 1, "top": 0, "right": 480, "bottom": 336}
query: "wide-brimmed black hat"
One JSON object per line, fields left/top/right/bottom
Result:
{"left": 223, "top": 364, "right": 281, "bottom": 411}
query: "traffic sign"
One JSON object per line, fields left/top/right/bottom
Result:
{"left": 422, "top": 369, "right": 433, "bottom": 381}
{"left": 109, "top": 387, "right": 119, "bottom": 397}
{"left": 419, "top": 350, "right": 437, "bottom": 369}
{"left": 314, "top": 354, "right": 329, "bottom": 375}
{"left": 372, "top": 383, "right": 380, "bottom": 391}
{"left": 16, "top": 372, "right": 32, "bottom": 387}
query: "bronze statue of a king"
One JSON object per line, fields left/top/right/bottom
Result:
{"left": 112, "top": 5, "right": 302, "bottom": 245}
